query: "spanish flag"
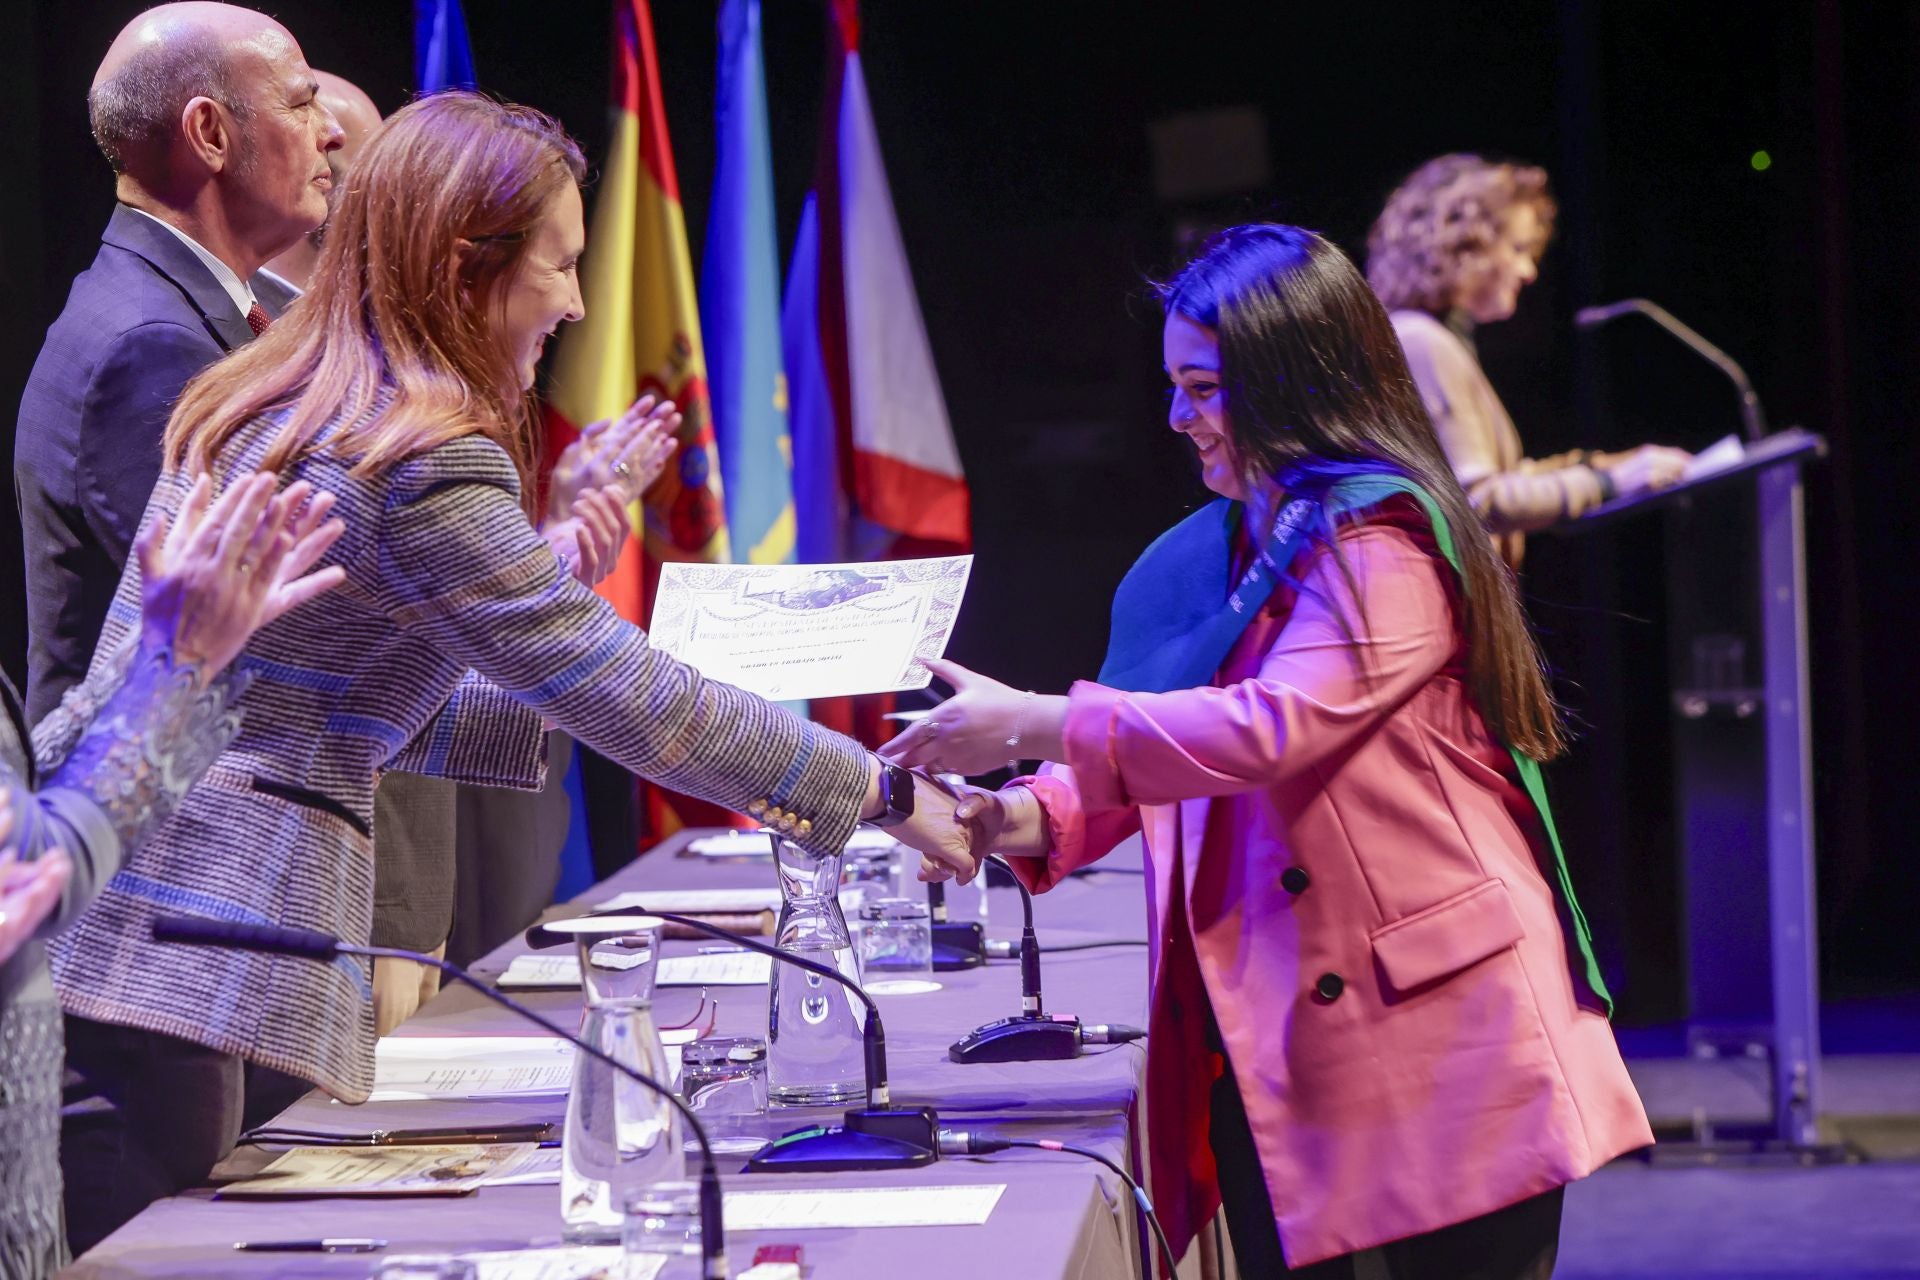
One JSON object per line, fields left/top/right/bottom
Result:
{"left": 544, "top": 0, "right": 740, "bottom": 852}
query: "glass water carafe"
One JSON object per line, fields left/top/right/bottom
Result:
{"left": 559, "top": 916, "right": 686, "bottom": 1241}
{"left": 766, "top": 835, "right": 866, "bottom": 1106}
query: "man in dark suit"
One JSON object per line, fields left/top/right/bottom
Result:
{"left": 11, "top": 2, "right": 341, "bottom": 1250}
{"left": 14, "top": 1, "right": 342, "bottom": 724}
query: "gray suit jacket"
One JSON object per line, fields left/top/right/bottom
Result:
{"left": 13, "top": 205, "right": 292, "bottom": 723}
{"left": 37, "top": 403, "right": 871, "bottom": 1099}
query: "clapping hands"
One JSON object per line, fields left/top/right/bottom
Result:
{"left": 548, "top": 394, "right": 681, "bottom": 520}
{"left": 140, "top": 471, "right": 347, "bottom": 677}
{"left": 544, "top": 395, "right": 682, "bottom": 586}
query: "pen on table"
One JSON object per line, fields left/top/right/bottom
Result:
{"left": 233, "top": 1238, "right": 386, "bottom": 1253}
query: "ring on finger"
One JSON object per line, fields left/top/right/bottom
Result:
{"left": 613, "top": 461, "right": 632, "bottom": 479}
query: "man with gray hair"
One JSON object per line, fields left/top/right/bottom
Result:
{"left": 14, "top": 1, "right": 341, "bottom": 725}
{"left": 10, "top": 1, "right": 340, "bottom": 1250}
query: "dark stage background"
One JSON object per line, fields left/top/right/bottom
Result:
{"left": 2, "top": 2, "right": 1912, "bottom": 1022}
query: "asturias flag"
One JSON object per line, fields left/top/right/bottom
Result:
{"left": 784, "top": 0, "right": 969, "bottom": 566}
{"left": 703, "top": 0, "right": 795, "bottom": 566}
{"left": 414, "top": 0, "right": 477, "bottom": 92}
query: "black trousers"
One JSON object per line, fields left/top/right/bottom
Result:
{"left": 61, "top": 1015, "right": 312, "bottom": 1255}
{"left": 1208, "top": 1061, "right": 1564, "bottom": 1279}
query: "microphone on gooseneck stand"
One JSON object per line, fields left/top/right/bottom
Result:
{"left": 151, "top": 916, "right": 730, "bottom": 1280}
{"left": 527, "top": 906, "right": 939, "bottom": 1173}
{"left": 1573, "top": 298, "right": 1768, "bottom": 443}
{"left": 948, "top": 856, "right": 1146, "bottom": 1064}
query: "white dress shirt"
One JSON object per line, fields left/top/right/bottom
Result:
{"left": 127, "top": 206, "right": 257, "bottom": 317}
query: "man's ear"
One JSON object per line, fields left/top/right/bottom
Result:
{"left": 179, "top": 96, "right": 233, "bottom": 174}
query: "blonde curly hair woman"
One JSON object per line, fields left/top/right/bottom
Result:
{"left": 1370, "top": 154, "right": 1690, "bottom": 567}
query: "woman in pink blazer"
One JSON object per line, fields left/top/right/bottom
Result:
{"left": 888, "top": 225, "right": 1652, "bottom": 1277}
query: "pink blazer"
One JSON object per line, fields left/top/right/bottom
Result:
{"left": 1013, "top": 510, "right": 1651, "bottom": 1267}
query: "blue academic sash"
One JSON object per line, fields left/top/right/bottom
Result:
{"left": 1099, "top": 468, "right": 1612, "bottom": 1014}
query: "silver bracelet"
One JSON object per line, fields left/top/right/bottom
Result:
{"left": 1004, "top": 690, "right": 1036, "bottom": 774}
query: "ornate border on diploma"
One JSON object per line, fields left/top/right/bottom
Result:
{"left": 651, "top": 556, "right": 973, "bottom": 693}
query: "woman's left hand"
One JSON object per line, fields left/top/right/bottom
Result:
{"left": 880, "top": 659, "right": 1062, "bottom": 776}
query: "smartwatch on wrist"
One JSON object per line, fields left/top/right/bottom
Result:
{"left": 867, "top": 759, "right": 916, "bottom": 828}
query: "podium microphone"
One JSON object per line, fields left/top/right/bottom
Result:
{"left": 949, "top": 856, "right": 1144, "bottom": 1063}
{"left": 528, "top": 907, "right": 938, "bottom": 1173}
{"left": 1574, "top": 297, "right": 1767, "bottom": 442}
{"left": 151, "top": 915, "right": 730, "bottom": 1280}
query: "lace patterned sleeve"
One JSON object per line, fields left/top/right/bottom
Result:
{"left": 24, "top": 644, "right": 249, "bottom": 926}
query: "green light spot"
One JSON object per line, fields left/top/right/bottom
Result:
{"left": 1751, "top": 150, "right": 1773, "bottom": 172}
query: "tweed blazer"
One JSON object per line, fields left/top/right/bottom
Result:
{"left": 14, "top": 204, "right": 293, "bottom": 723}
{"left": 43, "top": 403, "right": 872, "bottom": 1099}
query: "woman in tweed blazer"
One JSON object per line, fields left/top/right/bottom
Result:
{"left": 47, "top": 92, "right": 966, "bottom": 1231}
{"left": 3, "top": 474, "right": 343, "bottom": 1277}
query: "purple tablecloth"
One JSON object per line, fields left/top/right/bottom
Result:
{"left": 66, "top": 831, "right": 1155, "bottom": 1279}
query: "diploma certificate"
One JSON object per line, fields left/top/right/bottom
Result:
{"left": 649, "top": 556, "right": 973, "bottom": 701}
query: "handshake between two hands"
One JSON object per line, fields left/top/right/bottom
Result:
{"left": 878, "top": 769, "right": 1008, "bottom": 889}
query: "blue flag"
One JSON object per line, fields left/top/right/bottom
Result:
{"left": 415, "top": 0, "right": 477, "bottom": 92}
{"left": 701, "top": 0, "right": 795, "bottom": 564}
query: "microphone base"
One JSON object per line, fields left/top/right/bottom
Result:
{"left": 745, "top": 1105, "right": 940, "bottom": 1173}
{"left": 949, "top": 1014, "right": 1081, "bottom": 1063}
{"left": 931, "top": 921, "right": 986, "bottom": 971}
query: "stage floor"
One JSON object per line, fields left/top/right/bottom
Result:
{"left": 1560, "top": 998, "right": 1920, "bottom": 1279}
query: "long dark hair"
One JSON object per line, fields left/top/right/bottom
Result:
{"left": 1160, "top": 223, "right": 1563, "bottom": 760}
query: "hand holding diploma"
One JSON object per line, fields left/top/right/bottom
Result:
{"left": 880, "top": 659, "right": 1067, "bottom": 777}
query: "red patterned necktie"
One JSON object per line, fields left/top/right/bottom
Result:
{"left": 246, "top": 302, "right": 271, "bottom": 336}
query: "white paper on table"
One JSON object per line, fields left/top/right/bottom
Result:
{"left": 369, "top": 1037, "right": 576, "bottom": 1102}
{"left": 596, "top": 887, "right": 783, "bottom": 914}
{"left": 648, "top": 555, "right": 973, "bottom": 701}
{"left": 1683, "top": 433, "right": 1745, "bottom": 480}
{"left": 722, "top": 1183, "right": 1007, "bottom": 1230}
{"left": 497, "top": 951, "right": 773, "bottom": 990}
{"left": 466, "top": 1246, "right": 658, "bottom": 1280}
{"left": 685, "top": 830, "right": 777, "bottom": 857}
{"left": 475, "top": 1168, "right": 1008, "bottom": 1229}
{"left": 479, "top": 1145, "right": 567, "bottom": 1188}
{"left": 369, "top": 1031, "right": 706, "bottom": 1103}
{"left": 687, "top": 827, "right": 901, "bottom": 858}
